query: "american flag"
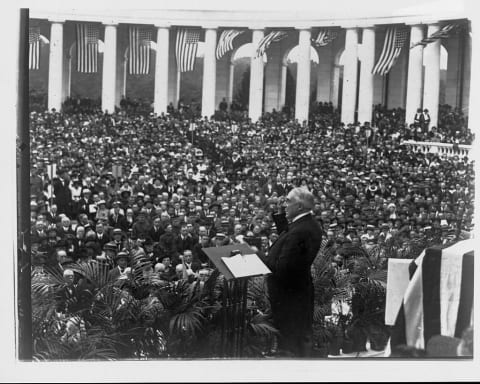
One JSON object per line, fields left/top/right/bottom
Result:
{"left": 129, "top": 27, "right": 152, "bottom": 75}
{"left": 216, "top": 29, "right": 244, "bottom": 60}
{"left": 76, "top": 23, "right": 99, "bottom": 73}
{"left": 256, "top": 31, "right": 287, "bottom": 57}
{"left": 410, "top": 23, "right": 459, "bottom": 49}
{"left": 176, "top": 28, "right": 201, "bottom": 72}
{"left": 390, "top": 240, "right": 474, "bottom": 352}
{"left": 313, "top": 29, "right": 338, "bottom": 47}
{"left": 372, "top": 27, "right": 408, "bottom": 76}
{"left": 29, "top": 26, "right": 40, "bottom": 70}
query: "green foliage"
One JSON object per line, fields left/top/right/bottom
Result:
{"left": 33, "top": 234, "right": 419, "bottom": 359}
{"left": 32, "top": 257, "right": 277, "bottom": 360}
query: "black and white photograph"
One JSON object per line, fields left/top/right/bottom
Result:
{"left": 2, "top": 0, "right": 479, "bottom": 381}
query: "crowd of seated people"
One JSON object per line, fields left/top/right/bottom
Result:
{"left": 29, "top": 99, "right": 475, "bottom": 293}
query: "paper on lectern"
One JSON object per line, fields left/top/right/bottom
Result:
{"left": 221, "top": 253, "right": 271, "bottom": 278}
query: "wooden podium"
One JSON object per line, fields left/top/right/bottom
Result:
{"left": 202, "top": 244, "right": 271, "bottom": 357}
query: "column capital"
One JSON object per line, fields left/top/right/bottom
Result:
{"left": 102, "top": 21, "right": 118, "bottom": 27}
{"left": 154, "top": 22, "right": 171, "bottom": 29}
{"left": 48, "top": 18, "right": 65, "bottom": 24}
{"left": 405, "top": 22, "right": 426, "bottom": 27}
{"left": 405, "top": 19, "right": 439, "bottom": 26}
{"left": 340, "top": 24, "right": 359, "bottom": 30}
{"left": 294, "top": 26, "right": 312, "bottom": 31}
{"left": 248, "top": 25, "right": 264, "bottom": 31}
{"left": 202, "top": 24, "right": 218, "bottom": 30}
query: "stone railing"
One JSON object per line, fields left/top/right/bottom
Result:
{"left": 401, "top": 140, "right": 472, "bottom": 158}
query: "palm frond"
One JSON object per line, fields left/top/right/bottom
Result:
{"left": 248, "top": 319, "right": 278, "bottom": 338}
{"left": 70, "top": 261, "right": 110, "bottom": 288}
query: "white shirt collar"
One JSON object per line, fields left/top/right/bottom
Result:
{"left": 292, "top": 211, "right": 312, "bottom": 223}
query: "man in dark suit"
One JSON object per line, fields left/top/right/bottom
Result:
{"left": 52, "top": 170, "right": 72, "bottom": 217}
{"left": 94, "top": 222, "right": 111, "bottom": 248}
{"left": 265, "top": 187, "right": 323, "bottom": 357}
{"left": 109, "top": 201, "right": 128, "bottom": 230}
{"left": 422, "top": 108, "right": 431, "bottom": 132}
{"left": 45, "top": 203, "right": 62, "bottom": 226}
{"left": 148, "top": 216, "right": 165, "bottom": 243}
{"left": 57, "top": 216, "right": 75, "bottom": 238}
{"left": 107, "top": 250, "right": 131, "bottom": 282}
{"left": 176, "top": 224, "right": 195, "bottom": 254}
{"left": 261, "top": 176, "right": 279, "bottom": 198}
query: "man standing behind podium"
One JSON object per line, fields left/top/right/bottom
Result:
{"left": 266, "top": 187, "right": 322, "bottom": 357}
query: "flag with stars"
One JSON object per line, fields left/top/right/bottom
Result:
{"left": 176, "top": 28, "right": 201, "bottom": 72}
{"left": 76, "top": 23, "right": 99, "bottom": 73}
{"left": 29, "top": 26, "right": 41, "bottom": 70}
{"left": 129, "top": 26, "right": 153, "bottom": 75}
{"left": 372, "top": 26, "right": 408, "bottom": 76}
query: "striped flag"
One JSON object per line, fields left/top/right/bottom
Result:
{"left": 313, "top": 29, "right": 338, "bottom": 47}
{"left": 128, "top": 27, "right": 152, "bottom": 75}
{"left": 372, "top": 27, "right": 408, "bottom": 76}
{"left": 29, "top": 26, "right": 40, "bottom": 70}
{"left": 216, "top": 29, "right": 244, "bottom": 60}
{"left": 175, "top": 28, "right": 201, "bottom": 72}
{"left": 390, "top": 240, "right": 474, "bottom": 352}
{"left": 256, "top": 31, "right": 287, "bottom": 57}
{"left": 410, "top": 23, "right": 459, "bottom": 49}
{"left": 76, "top": 23, "right": 99, "bottom": 73}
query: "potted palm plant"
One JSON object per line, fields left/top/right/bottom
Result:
{"left": 346, "top": 244, "right": 389, "bottom": 352}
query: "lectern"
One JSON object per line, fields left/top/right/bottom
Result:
{"left": 202, "top": 244, "right": 271, "bottom": 357}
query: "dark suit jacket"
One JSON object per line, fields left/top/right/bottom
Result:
{"left": 52, "top": 178, "right": 72, "bottom": 215}
{"left": 109, "top": 213, "right": 128, "bottom": 231}
{"left": 176, "top": 234, "right": 196, "bottom": 254}
{"left": 265, "top": 212, "right": 322, "bottom": 353}
{"left": 45, "top": 213, "right": 62, "bottom": 226}
{"left": 148, "top": 225, "right": 165, "bottom": 243}
{"left": 57, "top": 225, "right": 75, "bottom": 238}
{"left": 94, "top": 232, "right": 111, "bottom": 248}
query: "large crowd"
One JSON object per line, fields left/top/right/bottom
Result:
{"left": 29, "top": 99, "right": 475, "bottom": 294}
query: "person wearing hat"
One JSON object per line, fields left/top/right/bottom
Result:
{"left": 112, "top": 228, "right": 125, "bottom": 251}
{"left": 265, "top": 187, "right": 323, "bottom": 357}
{"left": 95, "top": 200, "right": 109, "bottom": 221}
{"left": 96, "top": 241, "right": 117, "bottom": 265}
{"left": 411, "top": 107, "right": 423, "bottom": 128}
{"left": 422, "top": 108, "right": 431, "bottom": 132}
{"left": 108, "top": 250, "right": 131, "bottom": 282}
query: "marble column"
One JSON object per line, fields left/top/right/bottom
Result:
{"left": 228, "top": 62, "right": 234, "bottom": 104}
{"left": 154, "top": 25, "right": 170, "bottom": 115}
{"left": 201, "top": 27, "right": 217, "bottom": 118}
{"left": 295, "top": 28, "right": 311, "bottom": 123}
{"left": 405, "top": 24, "right": 425, "bottom": 125}
{"left": 279, "top": 64, "right": 287, "bottom": 109}
{"left": 48, "top": 19, "right": 64, "bottom": 111}
{"left": 249, "top": 28, "right": 265, "bottom": 122}
{"left": 101, "top": 23, "right": 117, "bottom": 113}
{"left": 358, "top": 27, "right": 375, "bottom": 124}
{"left": 340, "top": 27, "right": 359, "bottom": 124}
